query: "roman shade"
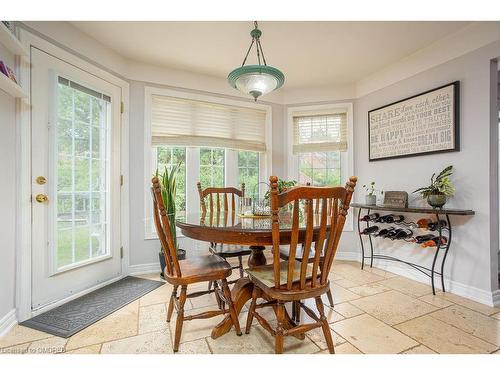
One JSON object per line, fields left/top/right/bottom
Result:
{"left": 292, "top": 110, "right": 348, "bottom": 154}
{"left": 151, "top": 95, "right": 267, "bottom": 152}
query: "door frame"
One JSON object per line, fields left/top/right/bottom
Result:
{"left": 15, "top": 29, "right": 130, "bottom": 321}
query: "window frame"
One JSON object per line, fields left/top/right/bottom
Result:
{"left": 287, "top": 103, "right": 354, "bottom": 231}
{"left": 144, "top": 87, "right": 272, "bottom": 240}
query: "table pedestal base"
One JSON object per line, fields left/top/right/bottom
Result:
{"left": 210, "top": 277, "right": 305, "bottom": 341}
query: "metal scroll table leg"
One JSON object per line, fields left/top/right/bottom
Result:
{"left": 440, "top": 214, "right": 452, "bottom": 292}
{"left": 430, "top": 213, "right": 443, "bottom": 295}
{"left": 357, "top": 208, "right": 366, "bottom": 269}
{"left": 366, "top": 209, "right": 374, "bottom": 268}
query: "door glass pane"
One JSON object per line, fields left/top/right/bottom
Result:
{"left": 54, "top": 77, "right": 110, "bottom": 270}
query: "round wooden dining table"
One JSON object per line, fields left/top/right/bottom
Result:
{"left": 176, "top": 210, "right": 325, "bottom": 339}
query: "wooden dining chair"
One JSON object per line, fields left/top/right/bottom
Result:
{"left": 197, "top": 182, "right": 252, "bottom": 281}
{"left": 151, "top": 177, "right": 242, "bottom": 352}
{"left": 245, "top": 175, "right": 356, "bottom": 354}
{"left": 280, "top": 183, "right": 334, "bottom": 322}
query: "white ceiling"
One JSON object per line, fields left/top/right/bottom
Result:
{"left": 70, "top": 21, "right": 471, "bottom": 90}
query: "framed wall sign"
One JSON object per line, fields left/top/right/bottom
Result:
{"left": 368, "top": 81, "right": 460, "bottom": 161}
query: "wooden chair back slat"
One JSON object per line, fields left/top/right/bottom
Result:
{"left": 197, "top": 183, "right": 245, "bottom": 216}
{"left": 151, "top": 177, "right": 182, "bottom": 277}
{"left": 286, "top": 200, "right": 300, "bottom": 289}
{"left": 299, "top": 199, "right": 314, "bottom": 289}
{"left": 269, "top": 175, "right": 356, "bottom": 292}
{"left": 311, "top": 198, "right": 328, "bottom": 287}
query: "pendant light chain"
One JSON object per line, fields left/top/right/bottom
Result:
{"left": 241, "top": 20, "right": 268, "bottom": 67}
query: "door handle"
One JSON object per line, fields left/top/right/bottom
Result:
{"left": 35, "top": 194, "right": 49, "bottom": 203}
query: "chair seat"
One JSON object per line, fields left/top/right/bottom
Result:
{"left": 164, "top": 254, "right": 232, "bottom": 285}
{"left": 245, "top": 261, "right": 328, "bottom": 301}
{"left": 245, "top": 260, "right": 315, "bottom": 288}
{"left": 279, "top": 246, "right": 323, "bottom": 261}
{"left": 211, "top": 244, "right": 252, "bottom": 258}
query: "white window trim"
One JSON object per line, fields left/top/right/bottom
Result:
{"left": 286, "top": 102, "right": 354, "bottom": 231}
{"left": 144, "top": 86, "right": 273, "bottom": 240}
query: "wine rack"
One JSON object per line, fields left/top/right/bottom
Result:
{"left": 351, "top": 203, "right": 475, "bottom": 295}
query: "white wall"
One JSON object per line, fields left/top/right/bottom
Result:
{"left": 0, "top": 43, "right": 17, "bottom": 321}
{"left": 344, "top": 40, "right": 500, "bottom": 302}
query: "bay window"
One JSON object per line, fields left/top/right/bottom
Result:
{"left": 145, "top": 87, "right": 271, "bottom": 238}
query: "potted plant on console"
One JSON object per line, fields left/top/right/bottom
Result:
{"left": 363, "top": 181, "right": 382, "bottom": 205}
{"left": 156, "top": 163, "right": 186, "bottom": 279}
{"left": 413, "top": 165, "right": 455, "bottom": 209}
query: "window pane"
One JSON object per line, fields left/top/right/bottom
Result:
{"left": 238, "top": 150, "right": 260, "bottom": 194}
{"left": 298, "top": 151, "right": 342, "bottom": 187}
{"left": 199, "top": 148, "right": 225, "bottom": 188}
{"left": 55, "top": 79, "right": 110, "bottom": 270}
{"left": 156, "top": 146, "right": 186, "bottom": 216}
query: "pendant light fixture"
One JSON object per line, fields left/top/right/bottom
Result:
{"left": 228, "top": 21, "right": 284, "bottom": 101}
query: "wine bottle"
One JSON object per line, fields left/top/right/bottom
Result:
{"left": 421, "top": 236, "right": 448, "bottom": 247}
{"left": 360, "top": 225, "right": 379, "bottom": 235}
{"left": 414, "top": 234, "right": 436, "bottom": 243}
{"left": 393, "top": 229, "right": 413, "bottom": 240}
{"left": 378, "top": 214, "right": 404, "bottom": 223}
{"left": 375, "top": 226, "right": 394, "bottom": 237}
{"left": 384, "top": 228, "right": 403, "bottom": 239}
{"left": 428, "top": 220, "right": 447, "bottom": 231}
{"left": 360, "top": 213, "right": 380, "bottom": 222}
{"left": 416, "top": 218, "right": 432, "bottom": 229}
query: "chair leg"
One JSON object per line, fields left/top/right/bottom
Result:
{"left": 315, "top": 296, "right": 335, "bottom": 354}
{"left": 208, "top": 280, "right": 213, "bottom": 292}
{"left": 221, "top": 279, "right": 242, "bottom": 336}
{"left": 326, "top": 288, "right": 334, "bottom": 308}
{"left": 166, "top": 286, "right": 178, "bottom": 323}
{"left": 290, "top": 300, "right": 301, "bottom": 323}
{"left": 238, "top": 255, "right": 244, "bottom": 278}
{"left": 173, "top": 285, "right": 187, "bottom": 353}
{"left": 213, "top": 280, "right": 224, "bottom": 311}
{"left": 245, "top": 286, "right": 258, "bottom": 334}
{"left": 275, "top": 301, "right": 285, "bottom": 354}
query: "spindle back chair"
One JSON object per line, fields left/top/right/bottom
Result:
{"left": 197, "top": 182, "right": 252, "bottom": 306}
{"left": 152, "top": 177, "right": 242, "bottom": 352}
{"left": 245, "top": 175, "right": 357, "bottom": 354}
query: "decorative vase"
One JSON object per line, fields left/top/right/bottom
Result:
{"left": 427, "top": 194, "right": 447, "bottom": 209}
{"left": 365, "top": 194, "right": 377, "bottom": 205}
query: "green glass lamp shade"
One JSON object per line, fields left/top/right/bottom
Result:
{"left": 228, "top": 65, "right": 285, "bottom": 100}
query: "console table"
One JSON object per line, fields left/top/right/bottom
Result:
{"left": 350, "top": 203, "right": 475, "bottom": 294}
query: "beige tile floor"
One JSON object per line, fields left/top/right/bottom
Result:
{"left": 1, "top": 259, "right": 500, "bottom": 355}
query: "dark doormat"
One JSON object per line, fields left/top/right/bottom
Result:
{"left": 20, "top": 276, "right": 164, "bottom": 338}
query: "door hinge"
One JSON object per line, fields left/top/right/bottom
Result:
{"left": 120, "top": 246, "right": 124, "bottom": 259}
{"left": 120, "top": 101, "right": 124, "bottom": 114}
{"left": 120, "top": 175, "right": 124, "bottom": 186}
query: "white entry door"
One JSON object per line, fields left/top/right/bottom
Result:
{"left": 31, "top": 48, "right": 123, "bottom": 310}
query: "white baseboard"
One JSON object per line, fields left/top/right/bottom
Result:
{"left": 0, "top": 309, "right": 17, "bottom": 338}
{"left": 128, "top": 262, "right": 160, "bottom": 276}
{"left": 335, "top": 251, "right": 499, "bottom": 307}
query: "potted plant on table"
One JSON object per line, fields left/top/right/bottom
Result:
{"left": 363, "top": 181, "right": 383, "bottom": 205}
{"left": 413, "top": 165, "right": 456, "bottom": 209}
{"left": 156, "top": 163, "right": 186, "bottom": 279}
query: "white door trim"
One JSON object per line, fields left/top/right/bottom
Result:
{"left": 15, "top": 29, "right": 130, "bottom": 322}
